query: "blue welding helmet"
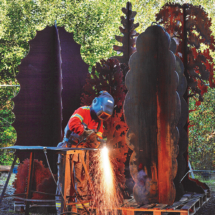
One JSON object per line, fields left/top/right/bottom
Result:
{"left": 91, "top": 91, "right": 114, "bottom": 121}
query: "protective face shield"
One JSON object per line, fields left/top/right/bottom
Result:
{"left": 91, "top": 91, "right": 114, "bottom": 121}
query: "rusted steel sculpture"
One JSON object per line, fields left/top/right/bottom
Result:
{"left": 124, "top": 25, "right": 180, "bottom": 205}
{"left": 113, "top": 2, "right": 139, "bottom": 68}
{"left": 13, "top": 159, "right": 56, "bottom": 200}
{"left": 58, "top": 27, "right": 89, "bottom": 130}
{"left": 12, "top": 25, "right": 88, "bottom": 199}
{"left": 81, "top": 58, "right": 128, "bottom": 189}
{"left": 156, "top": 4, "right": 215, "bottom": 103}
{"left": 12, "top": 26, "right": 88, "bottom": 167}
{"left": 156, "top": 3, "right": 214, "bottom": 198}
{"left": 170, "top": 38, "right": 189, "bottom": 200}
{"left": 13, "top": 26, "right": 62, "bottom": 166}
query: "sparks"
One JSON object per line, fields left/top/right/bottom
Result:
{"left": 101, "top": 146, "right": 114, "bottom": 194}
{"left": 90, "top": 145, "right": 121, "bottom": 214}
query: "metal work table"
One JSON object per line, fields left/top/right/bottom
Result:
{"left": 0, "top": 146, "right": 97, "bottom": 215}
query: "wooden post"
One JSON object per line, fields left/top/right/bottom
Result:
{"left": 121, "top": 209, "right": 135, "bottom": 215}
{"left": 153, "top": 211, "right": 161, "bottom": 215}
{"left": 25, "top": 152, "right": 35, "bottom": 215}
{"left": 80, "top": 151, "right": 95, "bottom": 195}
{"left": 181, "top": 211, "right": 189, "bottom": 215}
{"left": 61, "top": 153, "right": 71, "bottom": 213}
{"left": 70, "top": 154, "right": 77, "bottom": 213}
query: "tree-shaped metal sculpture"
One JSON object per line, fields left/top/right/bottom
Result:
{"left": 81, "top": 58, "right": 128, "bottom": 189}
{"left": 12, "top": 26, "right": 88, "bottom": 166}
{"left": 156, "top": 3, "right": 214, "bottom": 198}
{"left": 124, "top": 25, "right": 180, "bottom": 205}
{"left": 113, "top": 2, "right": 139, "bottom": 69}
{"left": 13, "top": 26, "right": 63, "bottom": 166}
{"left": 156, "top": 3, "right": 215, "bottom": 103}
{"left": 12, "top": 25, "right": 89, "bottom": 199}
{"left": 13, "top": 159, "right": 56, "bottom": 200}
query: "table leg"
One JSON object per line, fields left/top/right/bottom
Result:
{"left": 62, "top": 154, "right": 71, "bottom": 214}
{"left": 80, "top": 152, "right": 95, "bottom": 196}
{"left": 0, "top": 154, "right": 18, "bottom": 204}
{"left": 70, "top": 155, "right": 77, "bottom": 213}
{"left": 25, "top": 152, "right": 35, "bottom": 215}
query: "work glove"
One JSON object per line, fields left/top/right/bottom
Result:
{"left": 82, "top": 129, "right": 95, "bottom": 139}
{"left": 82, "top": 130, "right": 100, "bottom": 148}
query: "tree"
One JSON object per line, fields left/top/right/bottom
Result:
{"left": 1, "top": 0, "right": 215, "bottom": 170}
{"left": 189, "top": 87, "right": 215, "bottom": 170}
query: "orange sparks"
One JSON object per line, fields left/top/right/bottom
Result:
{"left": 100, "top": 146, "right": 115, "bottom": 195}
{"left": 90, "top": 146, "right": 121, "bottom": 214}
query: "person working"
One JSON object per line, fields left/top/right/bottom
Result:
{"left": 55, "top": 91, "right": 114, "bottom": 214}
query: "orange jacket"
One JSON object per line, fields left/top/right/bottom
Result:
{"left": 66, "top": 106, "right": 103, "bottom": 139}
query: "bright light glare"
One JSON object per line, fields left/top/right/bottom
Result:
{"left": 101, "top": 146, "right": 114, "bottom": 194}
{"left": 90, "top": 145, "right": 121, "bottom": 214}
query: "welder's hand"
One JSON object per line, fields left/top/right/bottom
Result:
{"left": 82, "top": 129, "right": 95, "bottom": 139}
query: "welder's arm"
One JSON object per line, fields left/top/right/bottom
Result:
{"left": 68, "top": 117, "right": 85, "bottom": 135}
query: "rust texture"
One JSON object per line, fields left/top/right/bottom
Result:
{"left": 170, "top": 38, "right": 189, "bottom": 200}
{"left": 156, "top": 3, "right": 213, "bottom": 197}
{"left": 156, "top": 3, "right": 215, "bottom": 103}
{"left": 13, "top": 159, "right": 56, "bottom": 200}
{"left": 124, "top": 25, "right": 180, "bottom": 205}
{"left": 113, "top": 2, "right": 139, "bottom": 68}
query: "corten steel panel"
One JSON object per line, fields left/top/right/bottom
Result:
{"left": 124, "top": 25, "right": 180, "bottom": 205}
{"left": 13, "top": 26, "right": 62, "bottom": 165}
{"left": 58, "top": 27, "right": 88, "bottom": 132}
{"left": 113, "top": 2, "right": 139, "bottom": 66}
{"left": 170, "top": 38, "right": 189, "bottom": 200}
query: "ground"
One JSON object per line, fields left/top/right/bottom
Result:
{"left": 0, "top": 172, "right": 214, "bottom": 215}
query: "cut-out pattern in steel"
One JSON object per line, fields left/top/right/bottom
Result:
{"left": 156, "top": 3, "right": 215, "bottom": 103}
{"left": 113, "top": 2, "right": 139, "bottom": 68}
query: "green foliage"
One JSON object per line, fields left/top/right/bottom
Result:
{"left": 0, "top": 0, "right": 215, "bottom": 166}
{"left": 189, "top": 87, "right": 215, "bottom": 170}
{"left": 0, "top": 0, "right": 163, "bottom": 165}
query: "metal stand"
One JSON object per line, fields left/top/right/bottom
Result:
{"left": 60, "top": 149, "right": 94, "bottom": 214}
{"left": 0, "top": 146, "right": 96, "bottom": 215}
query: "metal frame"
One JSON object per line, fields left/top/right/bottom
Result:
{"left": 0, "top": 146, "right": 97, "bottom": 215}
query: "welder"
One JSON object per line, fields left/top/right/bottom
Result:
{"left": 55, "top": 91, "right": 114, "bottom": 214}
